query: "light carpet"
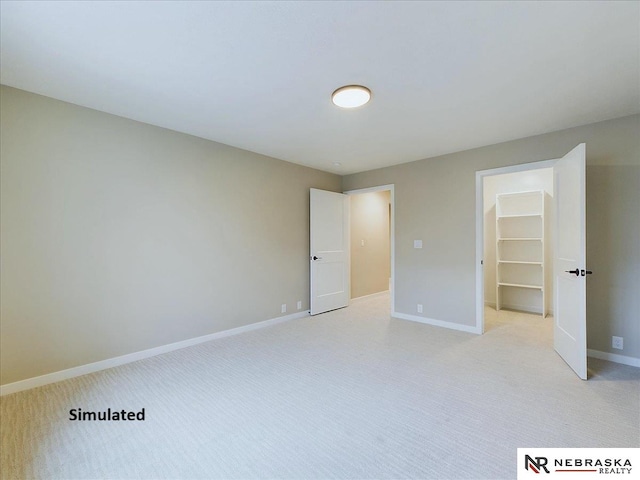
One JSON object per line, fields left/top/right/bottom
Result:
{"left": 2, "top": 292, "right": 639, "bottom": 479}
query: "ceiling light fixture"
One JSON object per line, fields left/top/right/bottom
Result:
{"left": 331, "top": 85, "right": 371, "bottom": 109}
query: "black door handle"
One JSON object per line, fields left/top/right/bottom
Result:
{"left": 311, "top": 255, "right": 323, "bottom": 261}
{"left": 581, "top": 270, "right": 592, "bottom": 276}
{"left": 565, "top": 269, "right": 580, "bottom": 276}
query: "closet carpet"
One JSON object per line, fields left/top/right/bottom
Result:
{"left": 2, "top": 293, "right": 639, "bottom": 479}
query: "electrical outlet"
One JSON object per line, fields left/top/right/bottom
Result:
{"left": 417, "top": 304, "right": 423, "bottom": 313}
{"left": 281, "top": 304, "right": 287, "bottom": 314}
{"left": 612, "top": 336, "right": 623, "bottom": 350}
{"left": 297, "top": 300, "right": 302, "bottom": 310}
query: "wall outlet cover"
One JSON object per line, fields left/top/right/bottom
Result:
{"left": 414, "top": 240, "right": 423, "bottom": 249}
{"left": 612, "top": 336, "right": 623, "bottom": 350}
{"left": 281, "top": 304, "right": 287, "bottom": 313}
{"left": 417, "top": 304, "right": 423, "bottom": 313}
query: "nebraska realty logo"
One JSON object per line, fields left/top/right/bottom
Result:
{"left": 517, "top": 449, "right": 639, "bottom": 479}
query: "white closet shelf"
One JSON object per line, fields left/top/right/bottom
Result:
{"left": 498, "top": 282, "right": 543, "bottom": 290}
{"left": 497, "top": 214, "right": 542, "bottom": 219}
{"left": 497, "top": 237, "right": 542, "bottom": 241}
{"left": 495, "top": 190, "right": 545, "bottom": 317}
{"left": 498, "top": 260, "right": 543, "bottom": 265}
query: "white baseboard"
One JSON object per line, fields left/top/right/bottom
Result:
{"left": 351, "top": 290, "right": 390, "bottom": 302}
{"left": 587, "top": 349, "right": 640, "bottom": 368}
{"left": 393, "top": 311, "right": 480, "bottom": 334}
{"left": 484, "top": 301, "right": 553, "bottom": 316}
{"left": 0, "top": 310, "right": 310, "bottom": 396}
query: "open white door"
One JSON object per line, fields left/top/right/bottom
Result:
{"left": 554, "top": 143, "right": 588, "bottom": 379}
{"left": 310, "top": 188, "right": 349, "bottom": 315}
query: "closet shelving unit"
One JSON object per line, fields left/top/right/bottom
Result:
{"left": 495, "top": 190, "right": 545, "bottom": 317}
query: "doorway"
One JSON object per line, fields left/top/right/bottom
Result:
{"left": 475, "top": 160, "right": 556, "bottom": 334}
{"left": 476, "top": 160, "right": 555, "bottom": 334}
{"left": 475, "top": 144, "right": 588, "bottom": 379}
{"left": 345, "top": 185, "right": 395, "bottom": 312}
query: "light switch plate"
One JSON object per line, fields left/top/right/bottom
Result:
{"left": 414, "top": 240, "right": 423, "bottom": 249}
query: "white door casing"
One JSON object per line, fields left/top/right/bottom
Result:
{"left": 553, "top": 143, "right": 588, "bottom": 380}
{"left": 310, "top": 189, "right": 350, "bottom": 315}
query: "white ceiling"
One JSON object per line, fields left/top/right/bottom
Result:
{"left": 1, "top": 1, "right": 638, "bottom": 175}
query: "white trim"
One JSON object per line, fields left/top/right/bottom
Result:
{"left": 498, "top": 304, "right": 544, "bottom": 315}
{"left": 351, "top": 290, "right": 390, "bottom": 302}
{"left": 475, "top": 159, "right": 557, "bottom": 334}
{"left": 0, "top": 310, "right": 310, "bottom": 396}
{"left": 344, "top": 184, "right": 395, "bottom": 313}
{"left": 343, "top": 184, "right": 395, "bottom": 196}
{"left": 587, "top": 349, "right": 640, "bottom": 368}
{"left": 392, "top": 311, "right": 481, "bottom": 334}
{"left": 485, "top": 301, "right": 554, "bottom": 316}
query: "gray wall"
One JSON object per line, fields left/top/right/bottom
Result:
{"left": 0, "top": 86, "right": 341, "bottom": 385}
{"left": 350, "top": 190, "right": 391, "bottom": 299}
{"left": 343, "top": 115, "right": 640, "bottom": 360}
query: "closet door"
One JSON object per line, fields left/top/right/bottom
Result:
{"left": 553, "top": 144, "right": 588, "bottom": 380}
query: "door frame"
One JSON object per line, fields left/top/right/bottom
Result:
{"left": 344, "top": 184, "right": 395, "bottom": 313}
{"left": 475, "top": 161, "right": 556, "bottom": 333}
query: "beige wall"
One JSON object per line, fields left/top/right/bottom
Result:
{"left": 483, "top": 168, "right": 553, "bottom": 314}
{"left": 343, "top": 115, "right": 640, "bottom": 360}
{"left": 350, "top": 190, "right": 390, "bottom": 299}
{"left": 0, "top": 86, "right": 341, "bottom": 385}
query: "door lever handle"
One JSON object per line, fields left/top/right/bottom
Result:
{"left": 581, "top": 269, "right": 592, "bottom": 276}
{"left": 565, "top": 269, "right": 580, "bottom": 276}
{"left": 311, "top": 255, "right": 323, "bottom": 261}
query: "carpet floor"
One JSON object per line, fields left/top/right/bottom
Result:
{"left": 2, "top": 292, "right": 639, "bottom": 479}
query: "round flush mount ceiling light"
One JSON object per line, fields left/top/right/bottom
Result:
{"left": 331, "top": 85, "right": 371, "bottom": 108}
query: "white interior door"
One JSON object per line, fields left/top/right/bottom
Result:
{"left": 310, "top": 188, "right": 349, "bottom": 315}
{"left": 554, "top": 143, "right": 588, "bottom": 379}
